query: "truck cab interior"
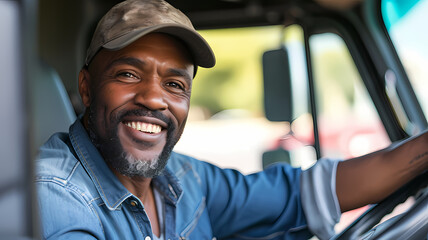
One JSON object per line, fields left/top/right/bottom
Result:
{"left": 0, "top": 0, "right": 427, "bottom": 239}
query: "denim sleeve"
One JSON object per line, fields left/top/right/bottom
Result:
{"left": 194, "top": 160, "right": 313, "bottom": 240}
{"left": 300, "top": 158, "right": 341, "bottom": 240}
{"left": 36, "top": 179, "right": 104, "bottom": 240}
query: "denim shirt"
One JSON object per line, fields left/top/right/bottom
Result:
{"left": 36, "top": 119, "right": 339, "bottom": 240}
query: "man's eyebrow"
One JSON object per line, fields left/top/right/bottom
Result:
{"left": 106, "top": 57, "right": 145, "bottom": 70}
{"left": 167, "top": 68, "right": 192, "bottom": 83}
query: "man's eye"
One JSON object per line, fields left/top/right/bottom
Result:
{"left": 166, "top": 82, "right": 185, "bottom": 90}
{"left": 116, "top": 71, "right": 139, "bottom": 81}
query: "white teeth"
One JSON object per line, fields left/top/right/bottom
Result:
{"left": 125, "top": 121, "right": 162, "bottom": 134}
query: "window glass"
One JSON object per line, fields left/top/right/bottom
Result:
{"left": 309, "top": 33, "right": 391, "bottom": 160}
{"left": 382, "top": 0, "right": 428, "bottom": 120}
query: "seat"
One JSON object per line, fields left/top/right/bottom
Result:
{"left": 32, "top": 60, "right": 77, "bottom": 148}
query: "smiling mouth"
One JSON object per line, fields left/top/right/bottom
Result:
{"left": 123, "top": 121, "right": 162, "bottom": 134}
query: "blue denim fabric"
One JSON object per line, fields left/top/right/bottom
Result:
{"left": 36, "top": 120, "right": 313, "bottom": 240}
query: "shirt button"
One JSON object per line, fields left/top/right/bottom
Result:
{"left": 130, "top": 200, "right": 138, "bottom": 207}
{"left": 145, "top": 237, "right": 151, "bottom": 240}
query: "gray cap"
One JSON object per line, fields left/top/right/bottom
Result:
{"left": 85, "top": 0, "right": 216, "bottom": 68}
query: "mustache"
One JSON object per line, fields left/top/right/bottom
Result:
{"left": 113, "top": 108, "right": 172, "bottom": 128}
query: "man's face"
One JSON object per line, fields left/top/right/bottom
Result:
{"left": 79, "top": 33, "right": 194, "bottom": 178}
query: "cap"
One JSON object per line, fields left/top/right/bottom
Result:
{"left": 85, "top": 0, "right": 216, "bottom": 68}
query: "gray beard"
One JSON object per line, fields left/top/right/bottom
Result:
{"left": 105, "top": 150, "right": 169, "bottom": 178}
{"left": 123, "top": 152, "right": 161, "bottom": 175}
{"left": 106, "top": 140, "right": 173, "bottom": 178}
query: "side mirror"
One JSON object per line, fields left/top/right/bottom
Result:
{"left": 262, "top": 148, "right": 291, "bottom": 169}
{"left": 262, "top": 47, "right": 293, "bottom": 122}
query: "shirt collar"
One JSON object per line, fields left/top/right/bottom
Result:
{"left": 68, "top": 119, "right": 182, "bottom": 209}
{"left": 152, "top": 166, "right": 183, "bottom": 205}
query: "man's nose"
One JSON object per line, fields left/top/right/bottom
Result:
{"left": 133, "top": 81, "right": 168, "bottom": 111}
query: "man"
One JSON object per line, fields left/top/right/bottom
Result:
{"left": 35, "top": 0, "right": 428, "bottom": 239}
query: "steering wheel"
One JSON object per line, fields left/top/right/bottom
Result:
{"left": 331, "top": 171, "right": 428, "bottom": 240}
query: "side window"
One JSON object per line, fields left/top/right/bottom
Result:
{"left": 309, "top": 33, "right": 391, "bottom": 159}
{"left": 281, "top": 26, "right": 391, "bottom": 167}
{"left": 382, "top": 0, "right": 428, "bottom": 121}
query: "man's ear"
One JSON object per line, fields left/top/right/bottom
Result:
{"left": 78, "top": 68, "right": 92, "bottom": 107}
